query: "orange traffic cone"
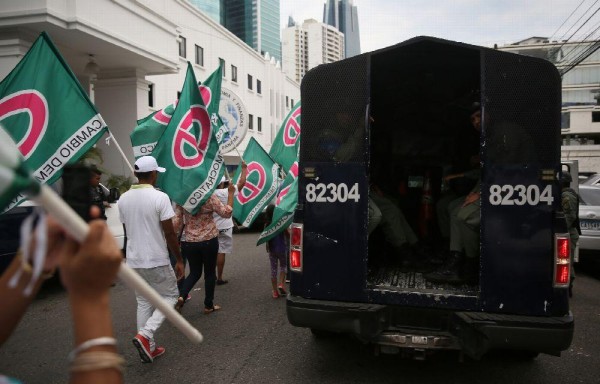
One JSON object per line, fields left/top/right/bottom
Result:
{"left": 418, "top": 172, "right": 434, "bottom": 238}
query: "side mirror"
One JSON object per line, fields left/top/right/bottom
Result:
{"left": 108, "top": 188, "right": 121, "bottom": 203}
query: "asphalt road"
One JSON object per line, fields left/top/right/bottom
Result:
{"left": 1, "top": 232, "right": 600, "bottom": 384}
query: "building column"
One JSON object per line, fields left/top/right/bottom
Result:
{"left": 93, "top": 69, "right": 151, "bottom": 178}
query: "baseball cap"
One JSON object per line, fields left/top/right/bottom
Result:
{"left": 220, "top": 176, "right": 229, "bottom": 184}
{"left": 134, "top": 156, "right": 165, "bottom": 173}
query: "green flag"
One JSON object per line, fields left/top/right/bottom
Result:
{"left": 0, "top": 32, "right": 108, "bottom": 211}
{"left": 152, "top": 63, "right": 225, "bottom": 214}
{"left": 269, "top": 101, "right": 301, "bottom": 172}
{"left": 130, "top": 103, "right": 176, "bottom": 159}
{"left": 257, "top": 161, "right": 299, "bottom": 245}
{"left": 199, "top": 65, "right": 229, "bottom": 145}
{"left": 130, "top": 65, "right": 224, "bottom": 159}
{"left": 232, "top": 137, "right": 278, "bottom": 227}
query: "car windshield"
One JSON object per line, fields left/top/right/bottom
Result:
{"left": 579, "top": 187, "right": 600, "bottom": 206}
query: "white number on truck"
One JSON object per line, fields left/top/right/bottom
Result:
{"left": 489, "top": 184, "right": 553, "bottom": 206}
{"left": 306, "top": 183, "right": 360, "bottom": 203}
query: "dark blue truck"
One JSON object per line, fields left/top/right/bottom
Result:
{"left": 287, "top": 36, "right": 573, "bottom": 359}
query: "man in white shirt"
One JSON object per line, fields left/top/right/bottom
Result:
{"left": 118, "top": 156, "right": 184, "bottom": 363}
{"left": 213, "top": 161, "right": 247, "bottom": 285}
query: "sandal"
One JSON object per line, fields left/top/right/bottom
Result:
{"left": 204, "top": 304, "right": 222, "bottom": 314}
{"left": 277, "top": 285, "right": 287, "bottom": 296}
{"left": 174, "top": 297, "right": 184, "bottom": 312}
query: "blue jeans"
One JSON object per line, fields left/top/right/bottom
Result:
{"left": 180, "top": 237, "right": 219, "bottom": 309}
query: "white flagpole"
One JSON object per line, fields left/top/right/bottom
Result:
{"left": 32, "top": 184, "right": 203, "bottom": 344}
{"left": 105, "top": 129, "right": 135, "bottom": 176}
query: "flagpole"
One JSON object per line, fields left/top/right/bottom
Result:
{"left": 32, "top": 184, "right": 203, "bottom": 344}
{"left": 106, "top": 130, "right": 135, "bottom": 176}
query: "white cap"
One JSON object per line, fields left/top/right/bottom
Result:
{"left": 134, "top": 156, "right": 165, "bottom": 173}
{"left": 220, "top": 176, "right": 228, "bottom": 184}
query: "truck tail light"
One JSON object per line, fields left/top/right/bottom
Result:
{"left": 554, "top": 234, "right": 570, "bottom": 288}
{"left": 290, "top": 223, "right": 303, "bottom": 272}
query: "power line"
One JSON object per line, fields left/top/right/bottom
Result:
{"left": 556, "top": 0, "right": 600, "bottom": 43}
{"left": 550, "top": 0, "right": 587, "bottom": 42}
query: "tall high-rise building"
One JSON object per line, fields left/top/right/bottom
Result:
{"left": 282, "top": 18, "right": 344, "bottom": 83}
{"left": 323, "top": 0, "right": 360, "bottom": 58}
{"left": 220, "top": 0, "right": 282, "bottom": 62}
{"left": 188, "top": 0, "right": 222, "bottom": 23}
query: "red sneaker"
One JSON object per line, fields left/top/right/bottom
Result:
{"left": 132, "top": 334, "right": 153, "bottom": 363}
{"left": 272, "top": 290, "right": 279, "bottom": 299}
{"left": 151, "top": 346, "right": 165, "bottom": 360}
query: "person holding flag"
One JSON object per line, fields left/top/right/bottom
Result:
{"left": 173, "top": 182, "right": 236, "bottom": 314}
{"left": 264, "top": 204, "right": 289, "bottom": 299}
{"left": 213, "top": 161, "right": 247, "bottom": 285}
{"left": 0, "top": 206, "right": 124, "bottom": 384}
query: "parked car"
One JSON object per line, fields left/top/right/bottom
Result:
{"left": 578, "top": 184, "right": 600, "bottom": 251}
{"left": 580, "top": 173, "right": 600, "bottom": 186}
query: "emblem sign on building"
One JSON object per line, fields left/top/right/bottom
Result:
{"left": 219, "top": 87, "right": 247, "bottom": 154}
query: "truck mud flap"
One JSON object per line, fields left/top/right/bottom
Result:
{"left": 450, "top": 311, "right": 574, "bottom": 359}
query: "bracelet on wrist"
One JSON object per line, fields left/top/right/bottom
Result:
{"left": 68, "top": 337, "right": 118, "bottom": 362}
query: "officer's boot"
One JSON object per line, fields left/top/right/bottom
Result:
{"left": 424, "top": 251, "right": 464, "bottom": 284}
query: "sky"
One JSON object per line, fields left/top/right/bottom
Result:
{"left": 280, "top": 0, "right": 594, "bottom": 53}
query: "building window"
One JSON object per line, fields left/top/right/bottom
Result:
{"left": 178, "top": 36, "right": 186, "bottom": 58}
{"left": 248, "top": 74, "right": 253, "bottom": 90}
{"left": 257, "top": 79, "right": 262, "bottom": 94}
{"left": 148, "top": 83, "right": 154, "bottom": 108}
{"left": 561, "top": 112, "right": 570, "bottom": 129}
{"left": 286, "top": 96, "right": 289, "bottom": 107}
{"left": 231, "top": 65, "right": 238, "bottom": 82}
{"left": 291, "top": 99, "right": 295, "bottom": 107}
{"left": 195, "top": 45, "right": 204, "bottom": 66}
{"left": 592, "top": 111, "right": 600, "bottom": 123}
{"left": 249, "top": 114, "right": 254, "bottom": 130}
{"left": 219, "top": 58, "right": 226, "bottom": 77}
{"left": 258, "top": 117, "right": 262, "bottom": 132}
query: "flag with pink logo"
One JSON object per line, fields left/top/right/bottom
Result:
{"left": 152, "top": 62, "right": 225, "bottom": 214}
{"left": 199, "top": 65, "right": 230, "bottom": 147}
{"left": 269, "top": 101, "right": 301, "bottom": 173}
{"left": 0, "top": 32, "right": 108, "bottom": 212}
{"left": 130, "top": 65, "right": 223, "bottom": 159}
{"left": 130, "top": 103, "right": 176, "bottom": 159}
{"left": 231, "top": 137, "right": 278, "bottom": 227}
{"left": 256, "top": 161, "right": 299, "bottom": 245}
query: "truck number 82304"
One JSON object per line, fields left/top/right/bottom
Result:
{"left": 305, "top": 183, "right": 361, "bottom": 203}
{"left": 489, "top": 184, "right": 554, "bottom": 206}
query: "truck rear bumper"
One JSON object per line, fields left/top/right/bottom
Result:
{"left": 287, "top": 295, "right": 574, "bottom": 358}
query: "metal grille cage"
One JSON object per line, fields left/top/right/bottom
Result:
{"left": 482, "top": 49, "right": 562, "bottom": 166}
{"left": 299, "top": 54, "right": 369, "bottom": 164}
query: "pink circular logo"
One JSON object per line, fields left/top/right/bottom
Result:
{"left": 237, "top": 162, "right": 267, "bottom": 204}
{"left": 0, "top": 90, "right": 48, "bottom": 159}
{"left": 172, "top": 105, "right": 211, "bottom": 169}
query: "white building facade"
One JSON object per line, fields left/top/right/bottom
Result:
{"left": 499, "top": 37, "right": 600, "bottom": 172}
{"left": 0, "top": 0, "right": 299, "bottom": 177}
{"left": 282, "top": 19, "right": 344, "bottom": 84}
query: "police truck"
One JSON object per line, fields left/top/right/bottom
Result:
{"left": 287, "top": 36, "right": 574, "bottom": 360}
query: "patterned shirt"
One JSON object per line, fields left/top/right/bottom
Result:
{"left": 174, "top": 195, "right": 232, "bottom": 243}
